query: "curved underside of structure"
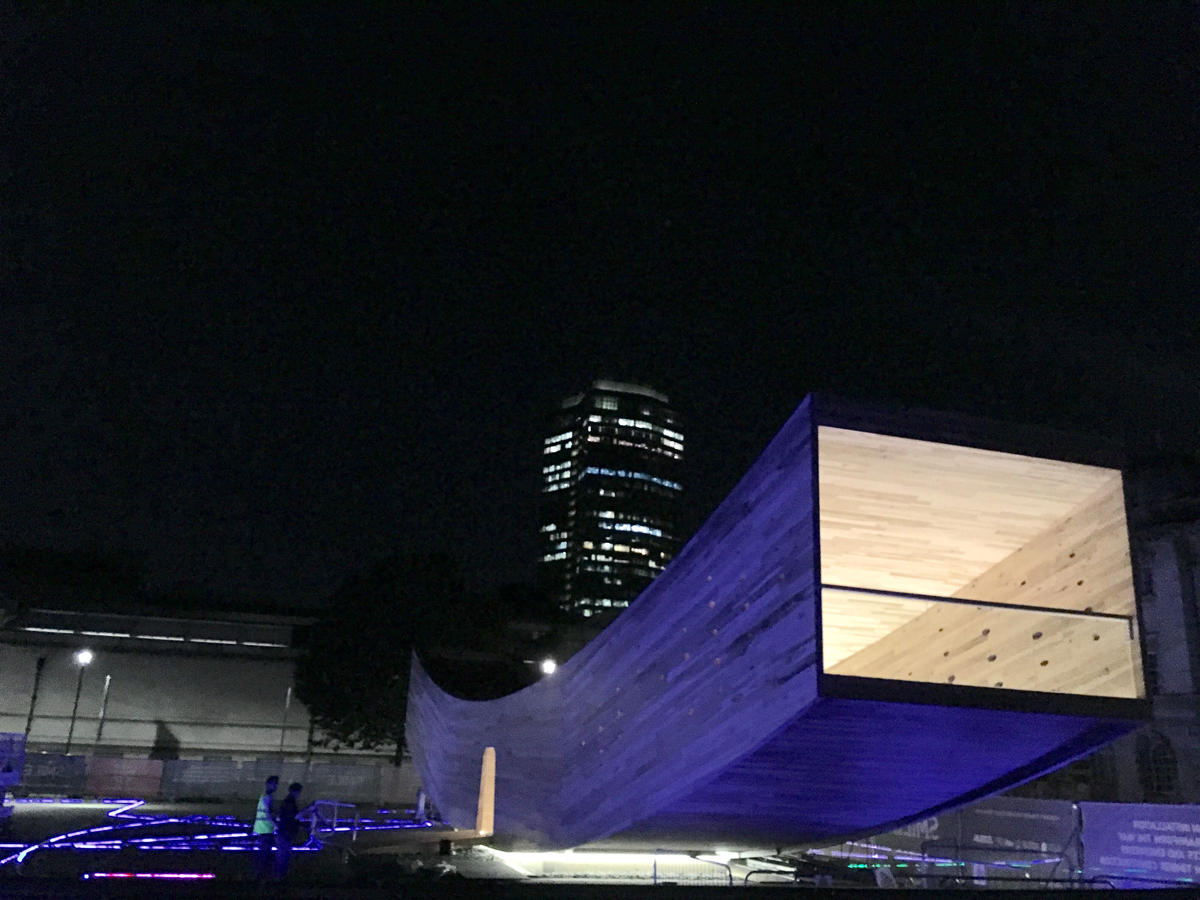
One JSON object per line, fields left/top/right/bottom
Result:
{"left": 408, "top": 396, "right": 1146, "bottom": 850}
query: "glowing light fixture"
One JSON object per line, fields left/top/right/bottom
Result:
{"left": 540, "top": 659, "right": 557, "bottom": 675}
{"left": 64, "top": 649, "right": 95, "bottom": 754}
{"left": 83, "top": 872, "right": 215, "bottom": 880}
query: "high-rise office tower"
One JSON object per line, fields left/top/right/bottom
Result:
{"left": 538, "top": 380, "right": 684, "bottom": 617}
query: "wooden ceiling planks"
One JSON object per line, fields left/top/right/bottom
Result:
{"left": 817, "top": 426, "right": 1120, "bottom": 597}
{"left": 952, "top": 474, "right": 1135, "bottom": 615}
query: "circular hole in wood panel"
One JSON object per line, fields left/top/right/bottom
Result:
{"left": 982, "top": 628, "right": 990, "bottom": 635}
{"left": 1032, "top": 632, "right": 1043, "bottom": 640}
{"left": 1077, "top": 580, "right": 1084, "bottom": 586}
{"left": 995, "top": 682, "right": 1004, "bottom": 687}
{"left": 1040, "top": 660, "right": 1049, "bottom": 666}
{"left": 988, "top": 654, "right": 996, "bottom": 662}
{"left": 1093, "top": 634, "right": 1101, "bottom": 641}
{"left": 943, "top": 651, "right": 950, "bottom": 657}
{"left": 1070, "top": 553, "right": 1076, "bottom": 558}
{"left": 947, "top": 675, "right": 955, "bottom": 683}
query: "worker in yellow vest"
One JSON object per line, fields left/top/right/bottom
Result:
{"left": 252, "top": 775, "right": 280, "bottom": 880}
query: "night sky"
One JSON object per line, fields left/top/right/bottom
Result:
{"left": 2, "top": 3, "right": 1198, "bottom": 605}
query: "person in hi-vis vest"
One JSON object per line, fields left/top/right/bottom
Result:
{"left": 252, "top": 775, "right": 280, "bottom": 879}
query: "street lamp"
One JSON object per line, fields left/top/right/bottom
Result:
{"left": 65, "top": 649, "right": 93, "bottom": 755}
{"left": 540, "top": 658, "right": 557, "bottom": 676}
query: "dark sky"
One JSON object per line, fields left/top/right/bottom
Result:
{"left": 2, "top": 3, "right": 1199, "bottom": 605}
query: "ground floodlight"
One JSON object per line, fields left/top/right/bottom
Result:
{"left": 75, "top": 649, "right": 94, "bottom": 666}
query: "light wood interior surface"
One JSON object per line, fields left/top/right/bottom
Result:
{"left": 825, "top": 589, "right": 1140, "bottom": 698}
{"left": 817, "top": 427, "right": 1141, "bottom": 698}
{"left": 951, "top": 474, "right": 1134, "bottom": 615}
{"left": 822, "top": 590, "right": 933, "bottom": 668}
{"left": 817, "top": 426, "right": 1121, "bottom": 597}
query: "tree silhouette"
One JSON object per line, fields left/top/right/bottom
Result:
{"left": 294, "top": 553, "right": 470, "bottom": 764}
{"left": 295, "top": 555, "right": 576, "bottom": 764}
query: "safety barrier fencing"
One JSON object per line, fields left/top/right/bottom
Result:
{"left": 652, "top": 851, "right": 733, "bottom": 886}
{"left": 11, "top": 753, "right": 419, "bottom": 805}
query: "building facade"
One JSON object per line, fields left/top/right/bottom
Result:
{"left": 0, "top": 606, "right": 420, "bottom": 803}
{"left": 0, "top": 606, "right": 316, "bottom": 758}
{"left": 1112, "top": 465, "right": 1200, "bottom": 804}
{"left": 538, "top": 380, "right": 683, "bottom": 617}
{"left": 1012, "top": 458, "right": 1200, "bottom": 805}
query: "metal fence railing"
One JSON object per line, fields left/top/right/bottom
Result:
{"left": 653, "top": 852, "right": 733, "bottom": 886}
{"left": 0, "top": 733, "right": 26, "bottom": 790}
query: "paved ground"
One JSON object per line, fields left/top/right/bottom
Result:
{"left": 0, "top": 799, "right": 833, "bottom": 889}
{"left": 4, "top": 799, "right": 1146, "bottom": 894}
{"left": 4, "top": 799, "right": 249, "bottom": 843}
{"left": 2, "top": 882, "right": 1198, "bottom": 900}
{"left": 2, "top": 798, "right": 447, "bottom": 883}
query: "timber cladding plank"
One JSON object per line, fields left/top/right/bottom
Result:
{"left": 630, "top": 699, "right": 1133, "bottom": 846}
{"left": 816, "top": 426, "right": 1121, "bottom": 597}
{"left": 952, "top": 474, "right": 1135, "bottom": 615}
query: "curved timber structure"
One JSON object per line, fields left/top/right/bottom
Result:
{"left": 408, "top": 396, "right": 1147, "bottom": 849}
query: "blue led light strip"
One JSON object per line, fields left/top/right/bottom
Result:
{"left": 83, "top": 872, "right": 215, "bottom": 880}
{"left": 1, "top": 797, "right": 433, "bottom": 868}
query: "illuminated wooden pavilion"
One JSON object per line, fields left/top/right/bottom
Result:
{"left": 407, "top": 395, "right": 1147, "bottom": 849}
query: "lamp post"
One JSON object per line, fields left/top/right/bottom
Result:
{"left": 24, "top": 655, "right": 47, "bottom": 739}
{"left": 93, "top": 674, "right": 113, "bottom": 752}
{"left": 65, "top": 649, "right": 93, "bottom": 755}
{"left": 279, "top": 686, "right": 293, "bottom": 757}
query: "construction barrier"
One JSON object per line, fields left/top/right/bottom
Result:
{"left": 20, "top": 754, "right": 87, "bottom": 795}
{"left": 14, "top": 753, "right": 420, "bottom": 806}
{"left": 85, "top": 757, "right": 163, "bottom": 798}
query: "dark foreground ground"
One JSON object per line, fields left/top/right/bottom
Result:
{"left": 2, "top": 883, "right": 1200, "bottom": 900}
{"left": 5, "top": 803, "right": 1195, "bottom": 897}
